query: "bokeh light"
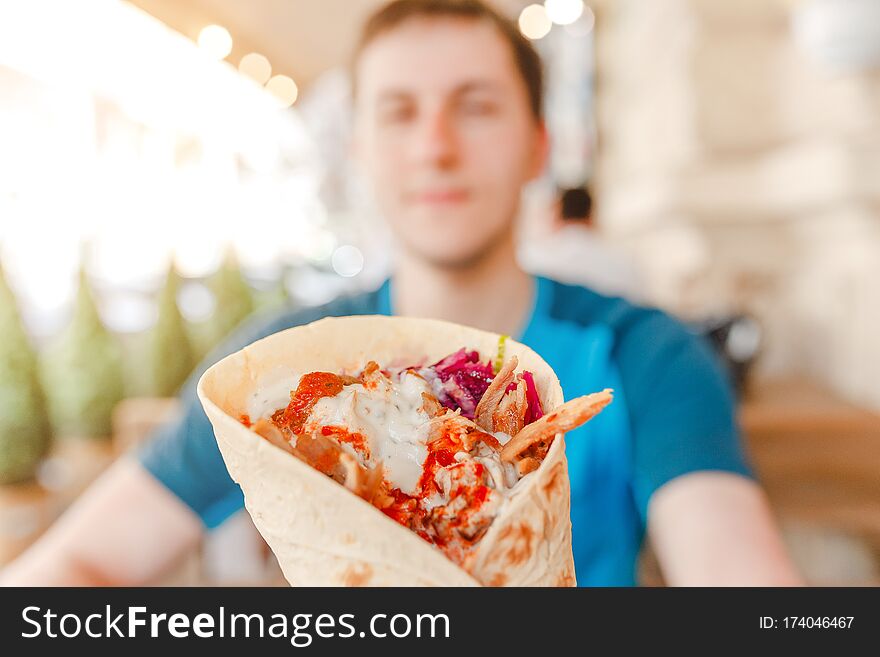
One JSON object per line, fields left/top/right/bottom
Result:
{"left": 331, "top": 245, "right": 364, "bottom": 278}
{"left": 238, "top": 52, "right": 272, "bottom": 84}
{"left": 565, "top": 5, "right": 595, "bottom": 36}
{"left": 265, "top": 74, "right": 298, "bottom": 108}
{"left": 519, "top": 4, "right": 553, "bottom": 40}
{"left": 197, "top": 24, "right": 232, "bottom": 60}
{"left": 545, "top": 0, "right": 584, "bottom": 26}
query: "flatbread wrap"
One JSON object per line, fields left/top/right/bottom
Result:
{"left": 197, "top": 315, "right": 611, "bottom": 586}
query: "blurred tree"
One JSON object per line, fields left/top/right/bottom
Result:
{"left": 41, "top": 269, "right": 125, "bottom": 439}
{"left": 252, "top": 273, "right": 290, "bottom": 315}
{"left": 0, "top": 266, "right": 52, "bottom": 483}
{"left": 143, "top": 266, "right": 196, "bottom": 397}
{"left": 194, "top": 252, "right": 255, "bottom": 357}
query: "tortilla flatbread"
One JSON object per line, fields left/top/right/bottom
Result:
{"left": 197, "top": 315, "right": 583, "bottom": 586}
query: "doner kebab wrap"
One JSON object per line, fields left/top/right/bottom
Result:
{"left": 197, "top": 315, "right": 612, "bottom": 586}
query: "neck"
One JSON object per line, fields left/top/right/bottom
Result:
{"left": 391, "top": 230, "right": 534, "bottom": 337}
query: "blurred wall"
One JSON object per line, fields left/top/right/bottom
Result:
{"left": 593, "top": 0, "right": 880, "bottom": 410}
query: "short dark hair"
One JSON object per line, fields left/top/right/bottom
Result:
{"left": 559, "top": 186, "right": 593, "bottom": 222}
{"left": 352, "top": 0, "right": 544, "bottom": 120}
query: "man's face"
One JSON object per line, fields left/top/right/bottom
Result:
{"left": 354, "top": 18, "right": 547, "bottom": 268}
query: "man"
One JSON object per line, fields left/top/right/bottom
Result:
{"left": 518, "top": 185, "right": 646, "bottom": 300}
{"left": 1, "top": 0, "right": 799, "bottom": 586}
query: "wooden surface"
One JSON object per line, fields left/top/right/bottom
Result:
{"left": 740, "top": 378, "right": 880, "bottom": 548}
{"left": 639, "top": 377, "right": 880, "bottom": 586}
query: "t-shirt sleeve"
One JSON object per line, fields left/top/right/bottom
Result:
{"left": 135, "top": 303, "right": 348, "bottom": 528}
{"left": 615, "top": 310, "right": 754, "bottom": 522}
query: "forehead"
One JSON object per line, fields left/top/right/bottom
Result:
{"left": 355, "top": 17, "right": 519, "bottom": 98}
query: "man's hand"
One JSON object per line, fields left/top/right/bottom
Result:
{"left": 0, "top": 458, "right": 202, "bottom": 586}
{"left": 648, "top": 471, "right": 802, "bottom": 586}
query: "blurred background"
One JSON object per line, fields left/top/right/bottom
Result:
{"left": 0, "top": 0, "right": 878, "bottom": 585}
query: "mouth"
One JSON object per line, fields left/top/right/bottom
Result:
{"left": 410, "top": 187, "right": 471, "bottom": 206}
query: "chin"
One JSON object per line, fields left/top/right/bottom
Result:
{"left": 404, "top": 236, "right": 497, "bottom": 270}
{"left": 390, "top": 207, "right": 513, "bottom": 269}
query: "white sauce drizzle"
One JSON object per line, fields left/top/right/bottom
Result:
{"left": 307, "top": 371, "right": 432, "bottom": 494}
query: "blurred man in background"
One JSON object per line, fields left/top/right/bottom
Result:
{"left": 518, "top": 185, "right": 646, "bottom": 301}
{"left": 1, "top": 0, "right": 799, "bottom": 587}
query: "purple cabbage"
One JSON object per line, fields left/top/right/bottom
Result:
{"left": 427, "top": 348, "right": 545, "bottom": 424}
{"left": 429, "top": 349, "right": 494, "bottom": 419}
{"left": 521, "top": 370, "right": 544, "bottom": 423}
{"left": 504, "top": 370, "right": 545, "bottom": 424}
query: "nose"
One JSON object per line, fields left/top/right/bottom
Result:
{"left": 412, "top": 106, "right": 459, "bottom": 170}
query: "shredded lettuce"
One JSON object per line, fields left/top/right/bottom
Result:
{"left": 493, "top": 335, "right": 508, "bottom": 374}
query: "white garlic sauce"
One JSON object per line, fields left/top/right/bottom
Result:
{"left": 247, "top": 375, "right": 302, "bottom": 421}
{"left": 307, "top": 370, "right": 432, "bottom": 495}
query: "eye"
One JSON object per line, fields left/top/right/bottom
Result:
{"left": 378, "top": 102, "right": 416, "bottom": 125}
{"left": 459, "top": 96, "right": 497, "bottom": 117}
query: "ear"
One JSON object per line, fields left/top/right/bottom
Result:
{"left": 527, "top": 120, "right": 550, "bottom": 181}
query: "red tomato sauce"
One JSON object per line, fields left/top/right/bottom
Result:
{"left": 319, "top": 425, "right": 371, "bottom": 460}
{"left": 272, "top": 372, "right": 344, "bottom": 434}
{"left": 380, "top": 428, "right": 493, "bottom": 551}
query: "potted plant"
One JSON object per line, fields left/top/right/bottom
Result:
{"left": 0, "top": 266, "right": 54, "bottom": 565}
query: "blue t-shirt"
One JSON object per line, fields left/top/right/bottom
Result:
{"left": 138, "top": 276, "right": 752, "bottom": 586}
